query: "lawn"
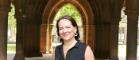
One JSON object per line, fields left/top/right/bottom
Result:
{"left": 7, "top": 44, "right": 16, "bottom": 53}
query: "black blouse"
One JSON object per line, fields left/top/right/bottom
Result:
{"left": 55, "top": 41, "right": 87, "bottom": 60}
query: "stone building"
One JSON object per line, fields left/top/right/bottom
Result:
{"left": 0, "top": 0, "right": 139, "bottom": 60}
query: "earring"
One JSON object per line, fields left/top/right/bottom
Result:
{"left": 75, "top": 33, "right": 78, "bottom": 36}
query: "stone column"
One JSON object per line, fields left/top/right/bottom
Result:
{"left": 13, "top": 20, "right": 25, "bottom": 60}
{"left": 0, "top": 0, "right": 10, "bottom": 60}
{"left": 40, "top": 24, "right": 47, "bottom": 53}
{"left": 84, "top": 25, "right": 95, "bottom": 50}
{"left": 95, "top": 24, "right": 111, "bottom": 59}
{"left": 126, "top": 0, "right": 139, "bottom": 60}
{"left": 13, "top": 10, "right": 25, "bottom": 60}
{"left": 109, "top": 0, "right": 123, "bottom": 59}
{"left": 13, "top": 0, "right": 25, "bottom": 59}
{"left": 110, "top": 24, "right": 119, "bottom": 60}
{"left": 126, "top": 13, "right": 138, "bottom": 60}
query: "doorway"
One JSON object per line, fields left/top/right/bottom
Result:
{"left": 50, "top": 3, "right": 83, "bottom": 53}
{"left": 7, "top": 3, "right": 16, "bottom": 60}
{"left": 41, "top": 0, "right": 95, "bottom": 54}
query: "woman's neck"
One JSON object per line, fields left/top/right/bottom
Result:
{"left": 63, "top": 38, "right": 77, "bottom": 48}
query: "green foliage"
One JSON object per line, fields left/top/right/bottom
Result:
{"left": 54, "top": 3, "right": 82, "bottom": 26}
{"left": 7, "top": 44, "right": 16, "bottom": 52}
{"left": 8, "top": 4, "right": 16, "bottom": 32}
{"left": 8, "top": 4, "right": 16, "bottom": 43}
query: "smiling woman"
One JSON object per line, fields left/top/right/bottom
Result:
{"left": 51, "top": 3, "right": 83, "bottom": 53}
{"left": 41, "top": 0, "right": 95, "bottom": 56}
{"left": 53, "top": 16, "right": 95, "bottom": 60}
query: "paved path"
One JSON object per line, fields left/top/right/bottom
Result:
{"left": 7, "top": 54, "right": 52, "bottom": 60}
{"left": 7, "top": 45, "right": 139, "bottom": 60}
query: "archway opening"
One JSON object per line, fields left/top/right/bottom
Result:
{"left": 46, "top": 3, "right": 83, "bottom": 53}
{"left": 41, "top": 0, "right": 95, "bottom": 56}
{"left": 7, "top": 3, "right": 16, "bottom": 60}
{"left": 118, "top": 7, "right": 127, "bottom": 60}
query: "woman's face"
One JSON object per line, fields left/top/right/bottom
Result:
{"left": 58, "top": 19, "right": 76, "bottom": 41}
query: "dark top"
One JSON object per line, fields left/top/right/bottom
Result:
{"left": 55, "top": 41, "right": 87, "bottom": 60}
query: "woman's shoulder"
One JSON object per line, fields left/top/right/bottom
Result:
{"left": 85, "top": 45, "right": 95, "bottom": 60}
{"left": 76, "top": 41, "right": 87, "bottom": 51}
{"left": 55, "top": 44, "right": 63, "bottom": 54}
{"left": 55, "top": 44, "right": 63, "bottom": 50}
{"left": 78, "top": 41, "right": 87, "bottom": 47}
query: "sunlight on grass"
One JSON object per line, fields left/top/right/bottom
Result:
{"left": 7, "top": 44, "right": 16, "bottom": 53}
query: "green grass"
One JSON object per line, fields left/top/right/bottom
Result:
{"left": 7, "top": 44, "right": 16, "bottom": 52}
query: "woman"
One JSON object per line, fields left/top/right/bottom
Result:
{"left": 54, "top": 16, "right": 95, "bottom": 60}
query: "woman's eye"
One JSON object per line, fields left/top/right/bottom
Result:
{"left": 66, "top": 26, "right": 70, "bottom": 29}
{"left": 59, "top": 28, "right": 62, "bottom": 30}
{"left": 59, "top": 27, "right": 63, "bottom": 30}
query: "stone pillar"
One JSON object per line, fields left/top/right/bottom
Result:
{"left": 14, "top": 24, "right": 25, "bottom": 60}
{"left": 13, "top": 10, "right": 25, "bottom": 60}
{"left": 0, "top": 0, "right": 10, "bottom": 60}
{"left": 23, "top": 20, "right": 42, "bottom": 57}
{"left": 126, "top": 13, "right": 138, "bottom": 60}
{"left": 13, "top": 0, "right": 25, "bottom": 59}
{"left": 95, "top": 21, "right": 119, "bottom": 60}
{"left": 126, "top": 0, "right": 139, "bottom": 60}
{"left": 109, "top": 0, "right": 123, "bottom": 59}
{"left": 84, "top": 25, "right": 95, "bottom": 50}
{"left": 46, "top": 24, "right": 53, "bottom": 53}
{"left": 95, "top": 24, "right": 111, "bottom": 59}
{"left": 40, "top": 24, "right": 47, "bottom": 53}
{"left": 110, "top": 24, "right": 119, "bottom": 60}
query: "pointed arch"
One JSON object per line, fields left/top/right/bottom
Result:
{"left": 40, "top": 0, "right": 95, "bottom": 53}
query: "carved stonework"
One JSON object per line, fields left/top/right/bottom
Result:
{"left": 41, "top": 0, "right": 95, "bottom": 54}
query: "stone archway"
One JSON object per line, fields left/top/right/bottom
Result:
{"left": 41, "top": 0, "right": 95, "bottom": 53}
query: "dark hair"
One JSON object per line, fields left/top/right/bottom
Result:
{"left": 56, "top": 16, "right": 80, "bottom": 42}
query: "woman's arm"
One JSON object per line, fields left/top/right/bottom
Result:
{"left": 85, "top": 46, "right": 95, "bottom": 60}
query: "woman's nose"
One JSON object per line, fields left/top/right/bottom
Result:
{"left": 63, "top": 28, "right": 67, "bottom": 33}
